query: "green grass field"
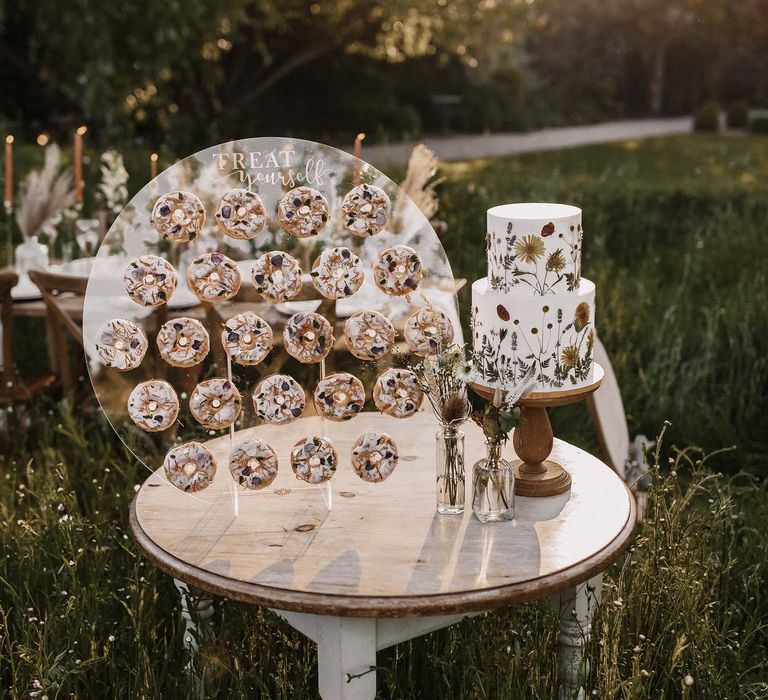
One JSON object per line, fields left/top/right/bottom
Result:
{"left": 1, "top": 134, "right": 767, "bottom": 697}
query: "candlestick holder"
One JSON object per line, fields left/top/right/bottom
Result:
{"left": 471, "top": 364, "right": 604, "bottom": 497}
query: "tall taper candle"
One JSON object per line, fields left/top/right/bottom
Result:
{"left": 74, "top": 125, "right": 87, "bottom": 204}
{"left": 150, "top": 152, "right": 158, "bottom": 180}
{"left": 4, "top": 135, "right": 13, "bottom": 207}
{"left": 353, "top": 132, "right": 365, "bottom": 187}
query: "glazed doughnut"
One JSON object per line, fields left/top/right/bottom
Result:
{"left": 229, "top": 438, "right": 279, "bottom": 490}
{"left": 277, "top": 186, "right": 329, "bottom": 238}
{"left": 313, "top": 373, "right": 365, "bottom": 422}
{"left": 163, "top": 441, "right": 217, "bottom": 493}
{"left": 310, "top": 247, "right": 364, "bottom": 299}
{"left": 290, "top": 436, "right": 337, "bottom": 484}
{"left": 283, "top": 312, "right": 333, "bottom": 364}
{"left": 373, "top": 368, "right": 423, "bottom": 419}
{"left": 127, "top": 380, "right": 179, "bottom": 432}
{"left": 123, "top": 255, "right": 177, "bottom": 307}
{"left": 372, "top": 245, "right": 423, "bottom": 296}
{"left": 151, "top": 191, "right": 205, "bottom": 242}
{"left": 404, "top": 306, "right": 455, "bottom": 356}
{"left": 341, "top": 184, "right": 391, "bottom": 237}
{"left": 253, "top": 374, "right": 306, "bottom": 425}
{"left": 222, "top": 312, "right": 272, "bottom": 366}
{"left": 156, "top": 317, "right": 210, "bottom": 367}
{"left": 215, "top": 188, "right": 266, "bottom": 240}
{"left": 95, "top": 318, "right": 148, "bottom": 371}
{"left": 189, "top": 378, "right": 242, "bottom": 429}
{"left": 186, "top": 252, "right": 241, "bottom": 302}
{"left": 351, "top": 432, "right": 399, "bottom": 483}
{"left": 251, "top": 251, "right": 303, "bottom": 303}
{"left": 343, "top": 310, "right": 395, "bottom": 361}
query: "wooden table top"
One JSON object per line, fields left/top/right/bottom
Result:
{"left": 13, "top": 295, "right": 84, "bottom": 319}
{"left": 130, "top": 412, "right": 635, "bottom": 617}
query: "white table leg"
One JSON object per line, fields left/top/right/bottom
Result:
{"left": 174, "top": 578, "right": 215, "bottom": 656}
{"left": 274, "top": 610, "right": 377, "bottom": 700}
{"left": 316, "top": 617, "right": 377, "bottom": 700}
{"left": 551, "top": 574, "right": 602, "bottom": 700}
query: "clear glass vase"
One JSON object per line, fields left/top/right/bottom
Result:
{"left": 472, "top": 441, "right": 515, "bottom": 523}
{"left": 436, "top": 427, "right": 465, "bottom": 515}
{"left": 15, "top": 236, "right": 49, "bottom": 276}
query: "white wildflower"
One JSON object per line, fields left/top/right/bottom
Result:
{"left": 98, "top": 150, "right": 129, "bottom": 213}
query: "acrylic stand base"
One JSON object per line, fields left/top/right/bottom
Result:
{"left": 471, "top": 364, "right": 604, "bottom": 497}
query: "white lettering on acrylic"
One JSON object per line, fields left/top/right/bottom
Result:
{"left": 210, "top": 147, "right": 327, "bottom": 190}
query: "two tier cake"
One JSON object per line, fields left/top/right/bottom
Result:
{"left": 471, "top": 203, "right": 596, "bottom": 392}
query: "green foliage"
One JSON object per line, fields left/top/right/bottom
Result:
{"left": 467, "top": 388, "right": 526, "bottom": 444}
{"left": 384, "top": 105, "right": 423, "bottom": 142}
{"left": 0, "top": 1, "right": 526, "bottom": 150}
{"left": 3, "top": 0, "right": 767, "bottom": 150}
{"left": 726, "top": 101, "right": 750, "bottom": 129}
{"left": 751, "top": 117, "right": 768, "bottom": 134}
{"left": 693, "top": 101, "right": 721, "bottom": 132}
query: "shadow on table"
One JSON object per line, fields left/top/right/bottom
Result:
{"left": 405, "top": 492, "right": 569, "bottom": 595}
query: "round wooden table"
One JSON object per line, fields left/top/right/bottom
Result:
{"left": 130, "top": 412, "right": 635, "bottom": 700}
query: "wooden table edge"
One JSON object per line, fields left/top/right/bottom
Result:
{"left": 129, "top": 482, "right": 636, "bottom": 618}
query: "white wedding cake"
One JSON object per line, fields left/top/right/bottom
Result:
{"left": 471, "top": 203, "right": 596, "bottom": 392}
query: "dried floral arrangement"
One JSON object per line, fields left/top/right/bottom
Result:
{"left": 391, "top": 144, "right": 444, "bottom": 234}
{"left": 15, "top": 144, "right": 75, "bottom": 239}
{"left": 408, "top": 342, "right": 536, "bottom": 444}
{"left": 409, "top": 344, "right": 471, "bottom": 428}
{"left": 409, "top": 343, "right": 472, "bottom": 512}
{"left": 468, "top": 359, "right": 537, "bottom": 445}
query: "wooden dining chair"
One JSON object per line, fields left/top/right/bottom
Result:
{"left": 0, "top": 269, "right": 19, "bottom": 396}
{"left": 586, "top": 334, "right": 651, "bottom": 519}
{"left": 0, "top": 268, "right": 58, "bottom": 399}
{"left": 27, "top": 268, "right": 88, "bottom": 397}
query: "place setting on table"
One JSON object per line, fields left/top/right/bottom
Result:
{"left": 75, "top": 136, "right": 633, "bottom": 700}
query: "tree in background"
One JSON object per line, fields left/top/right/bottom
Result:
{"left": 524, "top": 0, "right": 760, "bottom": 118}
{"left": 0, "top": 0, "right": 765, "bottom": 149}
{"left": 0, "top": 0, "right": 523, "bottom": 150}
{"left": 626, "top": 0, "right": 727, "bottom": 115}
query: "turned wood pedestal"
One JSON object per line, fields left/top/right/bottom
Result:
{"left": 472, "top": 364, "right": 604, "bottom": 497}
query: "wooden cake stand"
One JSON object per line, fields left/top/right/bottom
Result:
{"left": 472, "top": 363, "right": 604, "bottom": 497}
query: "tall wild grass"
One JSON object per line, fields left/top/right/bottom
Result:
{"left": 0, "top": 403, "right": 766, "bottom": 697}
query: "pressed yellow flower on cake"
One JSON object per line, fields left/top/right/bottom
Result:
{"left": 561, "top": 345, "right": 580, "bottom": 369}
{"left": 574, "top": 302, "right": 590, "bottom": 332}
{"left": 514, "top": 235, "right": 546, "bottom": 264}
{"left": 587, "top": 328, "right": 595, "bottom": 353}
{"left": 546, "top": 249, "right": 566, "bottom": 273}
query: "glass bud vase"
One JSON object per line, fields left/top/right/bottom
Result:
{"left": 15, "top": 235, "right": 49, "bottom": 277}
{"left": 472, "top": 441, "right": 515, "bottom": 523}
{"left": 436, "top": 427, "right": 465, "bottom": 515}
